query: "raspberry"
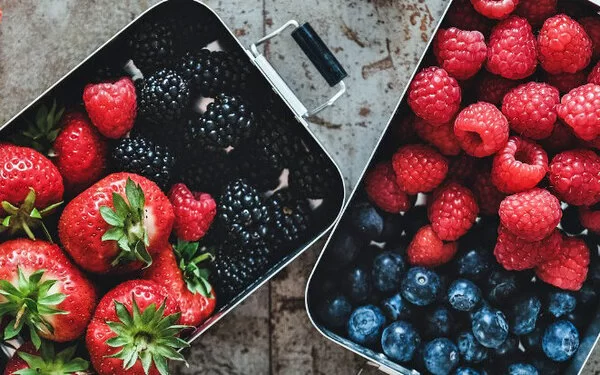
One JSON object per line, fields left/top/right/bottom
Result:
{"left": 588, "top": 61, "right": 600, "bottom": 85}
{"left": 545, "top": 71, "right": 587, "bottom": 94}
{"left": 446, "top": 0, "right": 493, "bottom": 35}
{"left": 501, "top": 82, "right": 560, "bottom": 139}
{"left": 433, "top": 28, "right": 487, "bottom": 80}
{"left": 407, "top": 225, "right": 458, "bottom": 267}
{"left": 515, "top": 0, "right": 557, "bottom": 27}
{"left": 447, "top": 154, "right": 479, "bottom": 186}
{"left": 471, "top": 0, "right": 519, "bottom": 19}
{"left": 536, "top": 236, "right": 590, "bottom": 291}
{"left": 414, "top": 117, "right": 461, "bottom": 156}
{"left": 498, "top": 188, "right": 562, "bottom": 241}
{"left": 580, "top": 17, "right": 600, "bottom": 60}
{"left": 476, "top": 73, "right": 520, "bottom": 105}
{"left": 579, "top": 206, "right": 600, "bottom": 234}
{"left": 494, "top": 225, "right": 562, "bottom": 270}
{"left": 538, "top": 14, "right": 592, "bottom": 74}
{"left": 428, "top": 182, "right": 479, "bottom": 241}
{"left": 540, "top": 120, "right": 577, "bottom": 153}
{"left": 168, "top": 183, "right": 216, "bottom": 242}
{"left": 454, "top": 102, "right": 509, "bottom": 157}
{"left": 557, "top": 84, "right": 600, "bottom": 141}
{"left": 392, "top": 144, "right": 449, "bottom": 194}
{"left": 549, "top": 149, "right": 600, "bottom": 206}
{"left": 486, "top": 16, "right": 537, "bottom": 80}
{"left": 364, "top": 162, "right": 411, "bottom": 214}
{"left": 491, "top": 136, "right": 549, "bottom": 194}
{"left": 473, "top": 170, "right": 506, "bottom": 215}
{"left": 408, "top": 67, "right": 462, "bottom": 125}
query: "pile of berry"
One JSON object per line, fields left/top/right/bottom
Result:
{"left": 313, "top": 0, "right": 600, "bottom": 374}
{"left": 0, "top": 7, "right": 336, "bottom": 375}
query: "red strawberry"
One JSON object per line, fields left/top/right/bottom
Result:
{"left": 53, "top": 111, "right": 108, "bottom": 194}
{"left": 364, "top": 162, "right": 412, "bottom": 213}
{"left": 3, "top": 341, "right": 89, "bottom": 375}
{"left": 168, "top": 183, "right": 216, "bottom": 242}
{"left": 407, "top": 225, "right": 458, "bottom": 267}
{"left": 86, "top": 280, "right": 187, "bottom": 375}
{"left": 58, "top": 173, "right": 174, "bottom": 274}
{"left": 536, "top": 235, "right": 589, "bottom": 290}
{"left": 0, "top": 239, "right": 96, "bottom": 347}
{"left": 83, "top": 77, "right": 137, "bottom": 139}
{"left": 143, "top": 241, "right": 216, "bottom": 326}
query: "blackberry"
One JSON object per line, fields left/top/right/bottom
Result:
{"left": 199, "top": 93, "right": 256, "bottom": 149}
{"left": 127, "top": 19, "right": 176, "bottom": 73}
{"left": 138, "top": 69, "right": 190, "bottom": 124}
{"left": 289, "top": 144, "right": 337, "bottom": 199}
{"left": 218, "top": 179, "right": 271, "bottom": 246}
{"left": 130, "top": 120, "right": 183, "bottom": 151}
{"left": 252, "top": 109, "right": 297, "bottom": 170}
{"left": 177, "top": 150, "right": 234, "bottom": 195}
{"left": 230, "top": 149, "right": 282, "bottom": 192}
{"left": 111, "top": 136, "right": 176, "bottom": 190}
{"left": 179, "top": 111, "right": 219, "bottom": 154}
{"left": 267, "top": 189, "right": 312, "bottom": 249}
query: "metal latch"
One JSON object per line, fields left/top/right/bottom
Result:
{"left": 249, "top": 20, "right": 347, "bottom": 119}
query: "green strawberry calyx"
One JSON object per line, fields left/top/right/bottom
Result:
{"left": 106, "top": 298, "right": 189, "bottom": 375}
{"left": 173, "top": 240, "right": 214, "bottom": 298}
{"left": 100, "top": 178, "right": 152, "bottom": 268}
{"left": 0, "top": 267, "right": 67, "bottom": 349}
{"left": 15, "top": 340, "right": 89, "bottom": 375}
{"left": 10, "top": 100, "right": 64, "bottom": 154}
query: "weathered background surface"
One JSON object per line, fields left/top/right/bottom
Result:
{"left": 3, "top": 0, "right": 599, "bottom": 374}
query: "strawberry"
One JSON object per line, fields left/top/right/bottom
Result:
{"left": 168, "top": 183, "right": 216, "bottom": 242}
{"left": 0, "top": 239, "right": 96, "bottom": 348}
{"left": 3, "top": 341, "right": 89, "bottom": 375}
{"left": 58, "top": 173, "right": 174, "bottom": 274}
{"left": 83, "top": 77, "right": 137, "bottom": 139}
{"left": 85, "top": 280, "right": 188, "bottom": 375}
{"left": 143, "top": 241, "right": 216, "bottom": 326}
{"left": 0, "top": 144, "right": 64, "bottom": 240}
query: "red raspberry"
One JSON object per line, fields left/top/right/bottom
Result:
{"left": 476, "top": 73, "right": 520, "bottom": 105}
{"left": 407, "top": 225, "right": 458, "bottom": 267}
{"left": 501, "top": 82, "right": 560, "bottom": 140}
{"left": 536, "top": 236, "right": 590, "bottom": 291}
{"left": 515, "top": 0, "right": 557, "bottom": 27}
{"left": 579, "top": 206, "right": 600, "bottom": 234}
{"left": 580, "top": 17, "right": 600, "bottom": 60}
{"left": 168, "top": 183, "right": 216, "bottom": 242}
{"left": 83, "top": 77, "right": 137, "bottom": 139}
{"left": 494, "top": 225, "right": 562, "bottom": 270}
{"left": 428, "top": 182, "right": 479, "bottom": 241}
{"left": 433, "top": 28, "right": 487, "bottom": 80}
{"left": 588, "top": 61, "right": 600, "bottom": 85}
{"left": 414, "top": 117, "right": 461, "bottom": 156}
{"left": 498, "top": 188, "right": 562, "bottom": 241}
{"left": 538, "top": 14, "right": 592, "bottom": 74}
{"left": 470, "top": 0, "right": 518, "bottom": 19}
{"left": 549, "top": 149, "right": 600, "bottom": 206}
{"left": 491, "top": 137, "right": 548, "bottom": 194}
{"left": 473, "top": 170, "right": 506, "bottom": 215}
{"left": 454, "top": 102, "right": 509, "bottom": 157}
{"left": 545, "top": 71, "right": 588, "bottom": 94}
{"left": 448, "top": 154, "right": 479, "bottom": 186}
{"left": 446, "top": 0, "right": 493, "bottom": 35}
{"left": 557, "top": 83, "right": 600, "bottom": 141}
{"left": 392, "top": 144, "right": 449, "bottom": 194}
{"left": 407, "top": 67, "right": 462, "bottom": 125}
{"left": 364, "top": 162, "right": 411, "bottom": 214}
{"left": 486, "top": 16, "right": 537, "bottom": 80}
{"left": 540, "top": 120, "right": 577, "bottom": 153}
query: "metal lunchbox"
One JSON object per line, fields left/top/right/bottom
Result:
{"left": 0, "top": 0, "right": 347, "bottom": 365}
{"left": 305, "top": 1, "right": 600, "bottom": 374}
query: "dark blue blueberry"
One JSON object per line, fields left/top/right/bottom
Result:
{"left": 485, "top": 268, "right": 522, "bottom": 305}
{"left": 454, "top": 367, "right": 480, "bottom": 375}
{"left": 317, "top": 294, "right": 352, "bottom": 329}
{"left": 324, "top": 231, "right": 365, "bottom": 269}
{"left": 372, "top": 251, "right": 405, "bottom": 295}
{"left": 401, "top": 267, "right": 441, "bottom": 306}
{"left": 454, "top": 246, "right": 494, "bottom": 281}
{"left": 510, "top": 296, "right": 542, "bottom": 335}
{"left": 381, "top": 293, "right": 412, "bottom": 321}
{"left": 522, "top": 325, "right": 544, "bottom": 353}
{"left": 423, "top": 306, "right": 454, "bottom": 338}
{"left": 457, "top": 331, "right": 488, "bottom": 364}
{"left": 380, "top": 321, "right": 421, "bottom": 362}
{"left": 404, "top": 205, "right": 428, "bottom": 238}
{"left": 350, "top": 201, "right": 384, "bottom": 240}
{"left": 376, "top": 213, "right": 405, "bottom": 242}
{"left": 344, "top": 266, "right": 371, "bottom": 304}
{"left": 347, "top": 305, "right": 386, "bottom": 347}
{"left": 547, "top": 291, "right": 576, "bottom": 318}
{"left": 423, "top": 338, "right": 459, "bottom": 375}
{"left": 447, "top": 279, "right": 482, "bottom": 312}
{"left": 561, "top": 205, "right": 584, "bottom": 235}
{"left": 494, "top": 334, "right": 519, "bottom": 357}
{"left": 542, "top": 320, "right": 579, "bottom": 362}
{"left": 471, "top": 307, "right": 509, "bottom": 349}
{"left": 507, "top": 363, "right": 538, "bottom": 375}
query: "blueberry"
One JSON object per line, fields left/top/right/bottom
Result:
{"left": 471, "top": 307, "right": 509, "bottom": 348}
{"left": 542, "top": 320, "right": 579, "bottom": 362}
{"left": 317, "top": 294, "right": 352, "bottom": 329}
{"left": 454, "top": 367, "right": 480, "bottom": 375}
{"left": 530, "top": 356, "right": 561, "bottom": 375}
{"left": 372, "top": 251, "right": 405, "bottom": 294}
{"left": 494, "top": 334, "right": 519, "bottom": 357}
{"left": 325, "top": 231, "right": 364, "bottom": 269}
{"left": 423, "top": 306, "right": 454, "bottom": 338}
{"left": 547, "top": 291, "right": 576, "bottom": 318}
{"left": 376, "top": 213, "right": 405, "bottom": 242}
{"left": 561, "top": 205, "right": 585, "bottom": 235}
{"left": 350, "top": 201, "right": 384, "bottom": 240}
{"left": 447, "top": 279, "right": 482, "bottom": 311}
{"left": 510, "top": 295, "right": 542, "bottom": 335}
{"left": 457, "top": 331, "right": 488, "bottom": 364}
{"left": 576, "top": 282, "right": 598, "bottom": 309}
{"left": 347, "top": 305, "right": 386, "bottom": 347}
{"left": 507, "top": 363, "right": 538, "bottom": 375}
{"left": 344, "top": 266, "right": 371, "bottom": 304}
{"left": 381, "top": 293, "right": 412, "bottom": 321}
{"left": 423, "top": 338, "right": 459, "bottom": 375}
{"left": 380, "top": 321, "right": 421, "bottom": 362}
{"left": 401, "top": 267, "right": 441, "bottom": 306}
{"left": 485, "top": 268, "right": 522, "bottom": 305}
{"left": 454, "top": 246, "right": 494, "bottom": 281}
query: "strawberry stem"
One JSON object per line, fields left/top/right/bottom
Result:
{"left": 0, "top": 189, "right": 62, "bottom": 242}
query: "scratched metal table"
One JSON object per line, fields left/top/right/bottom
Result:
{"left": 3, "top": 0, "right": 599, "bottom": 374}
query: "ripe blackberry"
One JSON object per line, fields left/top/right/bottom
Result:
{"left": 177, "top": 150, "right": 234, "bottom": 195}
{"left": 179, "top": 111, "right": 219, "bottom": 154}
{"left": 268, "top": 189, "right": 312, "bottom": 249}
{"left": 111, "top": 136, "right": 176, "bottom": 190}
{"left": 127, "top": 18, "right": 176, "bottom": 73}
{"left": 289, "top": 145, "right": 337, "bottom": 199}
{"left": 230, "top": 149, "right": 282, "bottom": 192}
{"left": 199, "top": 93, "right": 256, "bottom": 149}
{"left": 218, "top": 179, "right": 271, "bottom": 246}
{"left": 138, "top": 69, "right": 190, "bottom": 124}
{"left": 252, "top": 109, "right": 297, "bottom": 170}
